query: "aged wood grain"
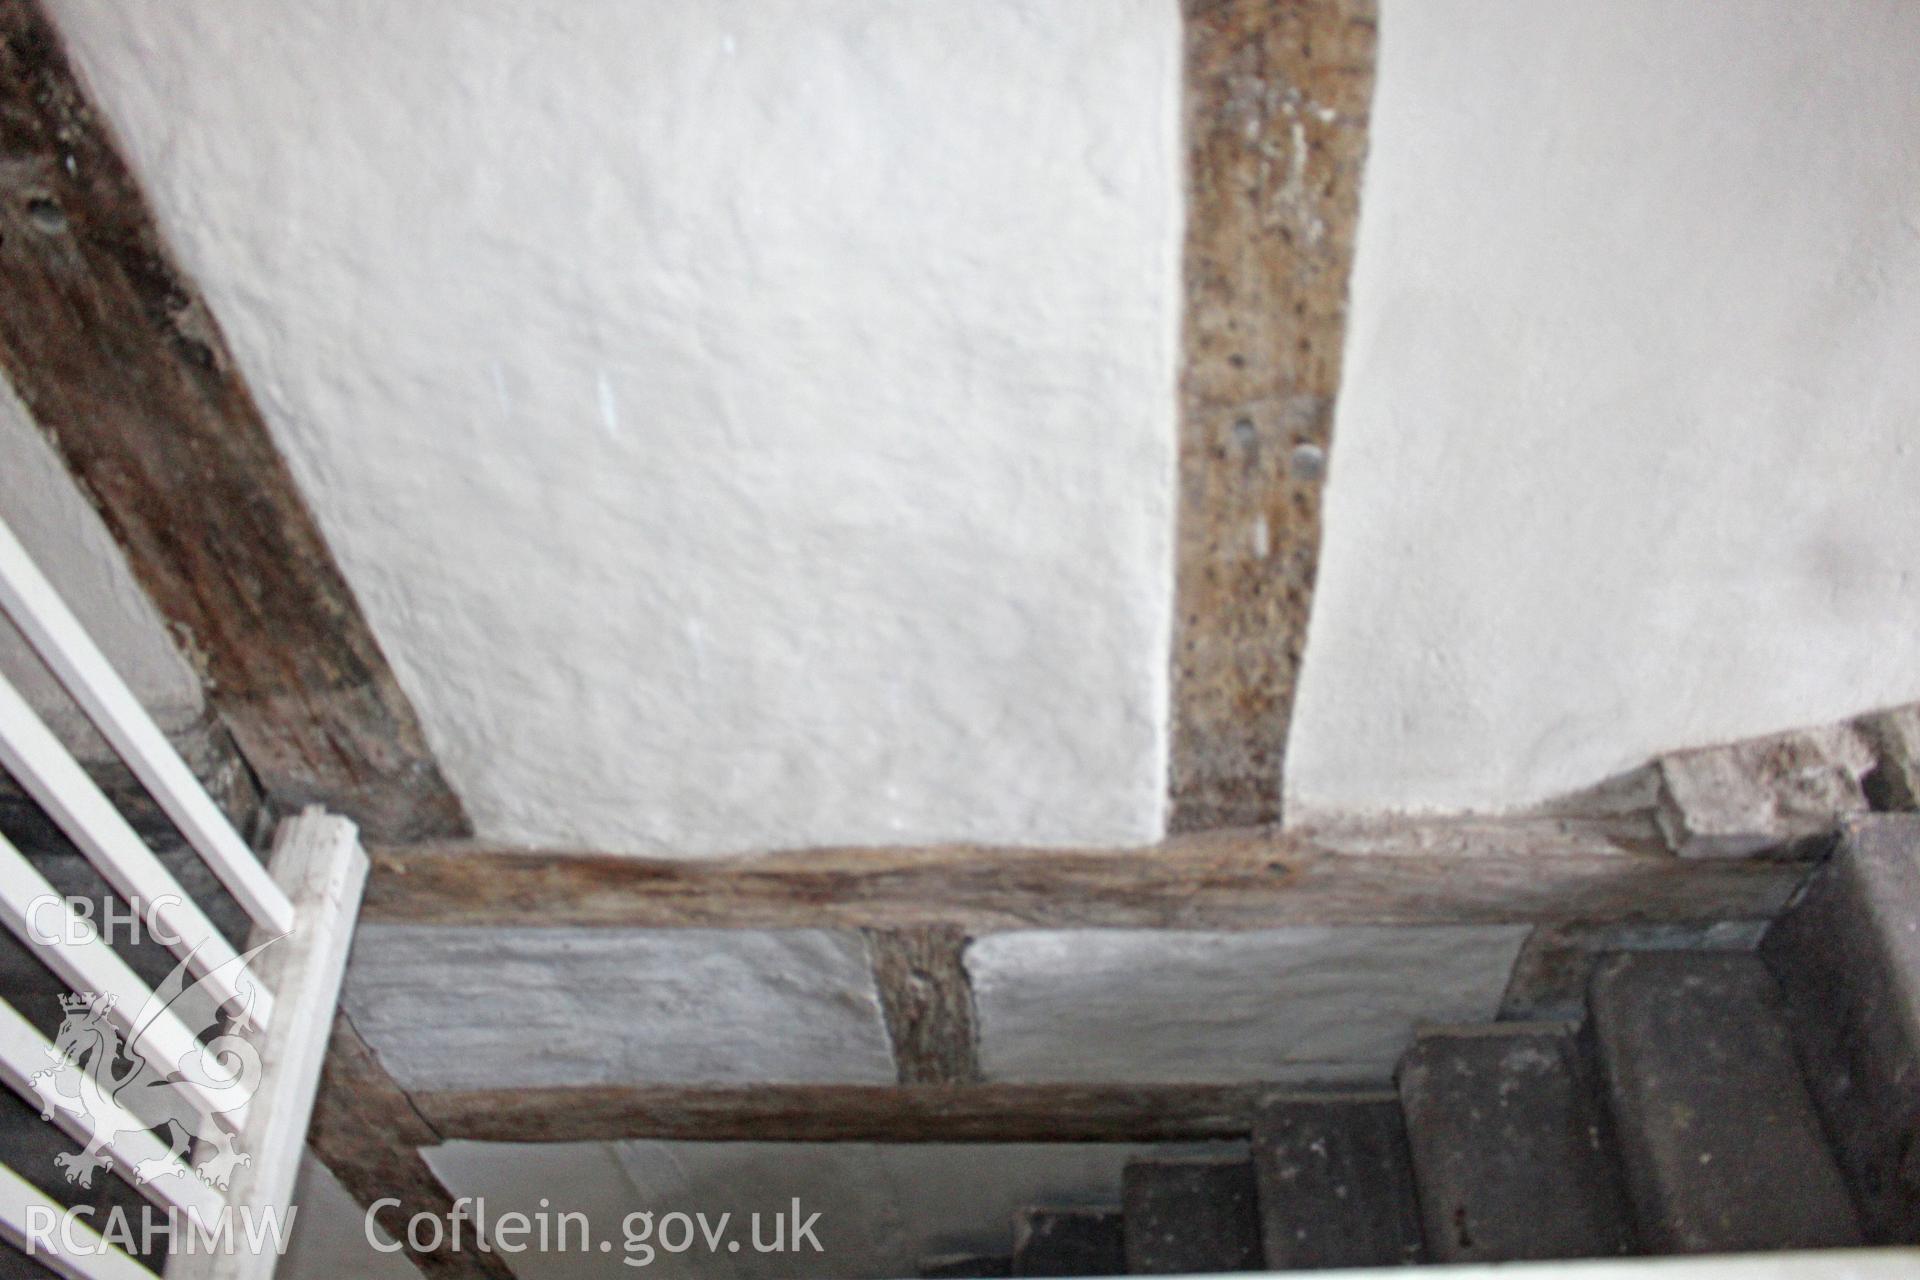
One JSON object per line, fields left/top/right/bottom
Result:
{"left": 866, "top": 925, "right": 980, "bottom": 1084}
{"left": 362, "top": 818, "right": 1812, "bottom": 934}
{"left": 1170, "top": 0, "right": 1378, "bottom": 830}
{"left": 414, "top": 1082, "right": 1286, "bottom": 1146}
{"left": 308, "top": 1014, "right": 517, "bottom": 1280}
{"left": 0, "top": 2, "right": 466, "bottom": 842}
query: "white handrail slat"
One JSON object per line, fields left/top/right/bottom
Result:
{"left": 0, "top": 674, "right": 273, "bottom": 1029}
{"left": 0, "top": 997, "right": 221, "bottom": 1219}
{"left": 0, "top": 1161, "right": 158, "bottom": 1279}
{"left": 0, "top": 832, "right": 240, "bottom": 1124}
{"left": 0, "top": 518, "right": 293, "bottom": 935}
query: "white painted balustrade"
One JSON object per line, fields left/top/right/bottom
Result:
{"left": 0, "top": 514, "right": 367, "bottom": 1280}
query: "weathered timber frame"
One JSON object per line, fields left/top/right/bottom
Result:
{"left": 277, "top": 4, "right": 1820, "bottom": 1273}
{"left": 866, "top": 925, "right": 980, "bottom": 1085}
{"left": 1170, "top": 0, "right": 1378, "bottom": 829}
{"left": 0, "top": 0, "right": 466, "bottom": 843}
{"left": 0, "top": 6, "right": 1831, "bottom": 1280}
{"left": 358, "top": 819, "right": 1802, "bottom": 934}
{"left": 313, "top": 814, "right": 1816, "bottom": 1278}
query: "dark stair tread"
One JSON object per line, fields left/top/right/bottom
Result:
{"left": 0, "top": 1240, "right": 62, "bottom": 1280}
{"left": 1120, "top": 1157, "right": 1263, "bottom": 1274}
{"left": 1252, "top": 1096, "right": 1426, "bottom": 1270}
{"left": 0, "top": 1091, "right": 161, "bottom": 1259}
{"left": 1763, "top": 814, "right": 1920, "bottom": 1244}
{"left": 921, "top": 1253, "right": 1014, "bottom": 1278}
{"left": 1399, "top": 1025, "right": 1637, "bottom": 1263}
{"left": 1590, "top": 950, "right": 1863, "bottom": 1253}
{"left": 1011, "top": 1208, "right": 1125, "bottom": 1277}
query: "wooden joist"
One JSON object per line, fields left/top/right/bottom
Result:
{"left": 413, "top": 1082, "right": 1280, "bottom": 1146}
{"left": 362, "top": 818, "right": 1811, "bottom": 934}
{"left": 0, "top": 1, "right": 466, "bottom": 842}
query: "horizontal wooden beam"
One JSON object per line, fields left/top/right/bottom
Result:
{"left": 0, "top": 2, "right": 467, "bottom": 842}
{"left": 414, "top": 1082, "right": 1317, "bottom": 1146}
{"left": 363, "top": 818, "right": 1812, "bottom": 934}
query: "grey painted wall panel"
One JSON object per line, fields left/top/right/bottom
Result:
{"left": 344, "top": 925, "right": 897, "bottom": 1089}
{"left": 969, "top": 926, "right": 1530, "bottom": 1084}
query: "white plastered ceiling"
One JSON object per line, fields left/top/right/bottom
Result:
{"left": 46, "top": 0, "right": 1182, "bottom": 855}
{"left": 1287, "top": 0, "right": 1920, "bottom": 818}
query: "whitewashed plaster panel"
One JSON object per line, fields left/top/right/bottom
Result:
{"left": 46, "top": 0, "right": 1183, "bottom": 855}
{"left": 1288, "top": 0, "right": 1920, "bottom": 818}
{"left": 425, "top": 1139, "right": 1241, "bottom": 1280}
{"left": 341, "top": 925, "right": 896, "bottom": 1090}
{"left": 969, "top": 926, "right": 1530, "bottom": 1084}
{"left": 0, "top": 375, "right": 204, "bottom": 756}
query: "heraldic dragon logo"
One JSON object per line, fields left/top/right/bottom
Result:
{"left": 27, "top": 940, "right": 274, "bottom": 1192}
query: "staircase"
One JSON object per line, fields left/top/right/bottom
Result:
{"left": 922, "top": 813, "right": 1920, "bottom": 1279}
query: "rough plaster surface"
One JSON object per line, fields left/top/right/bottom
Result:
{"left": 341, "top": 925, "right": 896, "bottom": 1090}
{"left": 48, "top": 0, "right": 1182, "bottom": 855}
{"left": 1288, "top": 0, "right": 1920, "bottom": 817}
{"left": 968, "top": 926, "right": 1529, "bottom": 1084}
{"left": 426, "top": 1139, "right": 1239, "bottom": 1279}
{"left": 0, "top": 375, "right": 204, "bottom": 755}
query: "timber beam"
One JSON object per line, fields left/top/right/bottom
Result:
{"left": 360, "top": 819, "right": 1812, "bottom": 935}
{"left": 1170, "top": 0, "right": 1378, "bottom": 829}
{"left": 0, "top": 1, "right": 466, "bottom": 842}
